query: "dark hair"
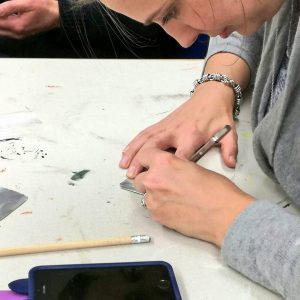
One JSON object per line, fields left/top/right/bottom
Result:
{"left": 67, "top": 0, "right": 161, "bottom": 57}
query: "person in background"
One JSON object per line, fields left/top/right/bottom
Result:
{"left": 75, "top": 0, "right": 299, "bottom": 299}
{"left": 0, "top": 0, "right": 208, "bottom": 58}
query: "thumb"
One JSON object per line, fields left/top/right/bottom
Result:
{"left": 220, "top": 131, "right": 238, "bottom": 168}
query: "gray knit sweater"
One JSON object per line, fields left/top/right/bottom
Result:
{"left": 206, "top": 0, "right": 300, "bottom": 299}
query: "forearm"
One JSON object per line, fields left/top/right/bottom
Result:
{"left": 204, "top": 52, "right": 251, "bottom": 91}
{"left": 205, "top": 30, "right": 264, "bottom": 88}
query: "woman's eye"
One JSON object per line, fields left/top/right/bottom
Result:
{"left": 162, "top": 7, "right": 177, "bottom": 25}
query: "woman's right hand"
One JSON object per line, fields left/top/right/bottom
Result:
{"left": 120, "top": 80, "right": 239, "bottom": 179}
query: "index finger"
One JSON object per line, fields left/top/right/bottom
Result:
{"left": 120, "top": 128, "right": 175, "bottom": 169}
{"left": 136, "top": 147, "right": 173, "bottom": 171}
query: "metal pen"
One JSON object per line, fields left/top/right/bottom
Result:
{"left": 190, "top": 124, "right": 231, "bottom": 162}
{"left": 120, "top": 125, "right": 231, "bottom": 195}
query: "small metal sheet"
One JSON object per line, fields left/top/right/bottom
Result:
{"left": 120, "top": 179, "right": 143, "bottom": 195}
{"left": 0, "top": 187, "right": 27, "bottom": 221}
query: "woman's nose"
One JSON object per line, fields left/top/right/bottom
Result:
{"left": 163, "top": 23, "right": 199, "bottom": 48}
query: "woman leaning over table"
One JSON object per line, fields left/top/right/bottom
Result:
{"left": 79, "top": 0, "right": 300, "bottom": 298}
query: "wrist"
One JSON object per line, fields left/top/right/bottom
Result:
{"left": 213, "top": 194, "right": 254, "bottom": 247}
{"left": 49, "top": 0, "right": 60, "bottom": 28}
{"left": 191, "top": 81, "right": 236, "bottom": 117}
{"left": 191, "top": 73, "right": 242, "bottom": 119}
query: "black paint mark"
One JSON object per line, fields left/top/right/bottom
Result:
{"left": 71, "top": 169, "right": 90, "bottom": 181}
{"left": 0, "top": 138, "right": 21, "bottom": 142}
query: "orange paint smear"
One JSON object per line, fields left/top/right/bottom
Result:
{"left": 47, "top": 85, "right": 61, "bottom": 88}
{"left": 21, "top": 211, "right": 33, "bottom": 215}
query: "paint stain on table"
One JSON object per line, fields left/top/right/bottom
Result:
{"left": 241, "top": 131, "right": 253, "bottom": 139}
{"left": 20, "top": 211, "right": 32, "bottom": 215}
{"left": 47, "top": 85, "right": 61, "bottom": 88}
{"left": 70, "top": 169, "right": 90, "bottom": 181}
{"left": 0, "top": 139, "right": 47, "bottom": 160}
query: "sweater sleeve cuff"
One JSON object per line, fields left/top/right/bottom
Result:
{"left": 221, "top": 200, "right": 300, "bottom": 298}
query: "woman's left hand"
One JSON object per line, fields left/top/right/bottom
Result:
{"left": 133, "top": 148, "right": 254, "bottom": 247}
{"left": 0, "top": 0, "right": 59, "bottom": 39}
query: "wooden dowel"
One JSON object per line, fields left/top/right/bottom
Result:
{"left": 0, "top": 235, "right": 151, "bottom": 257}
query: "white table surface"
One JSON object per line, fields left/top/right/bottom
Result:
{"left": 0, "top": 59, "right": 287, "bottom": 299}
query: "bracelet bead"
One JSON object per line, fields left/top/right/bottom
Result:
{"left": 190, "top": 73, "right": 242, "bottom": 119}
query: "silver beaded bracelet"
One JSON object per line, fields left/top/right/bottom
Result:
{"left": 190, "top": 73, "right": 242, "bottom": 119}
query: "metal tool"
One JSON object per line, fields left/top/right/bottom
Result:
{"left": 0, "top": 187, "right": 28, "bottom": 221}
{"left": 120, "top": 178, "right": 144, "bottom": 195}
{"left": 190, "top": 124, "right": 231, "bottom": 162}
{"left": 120, "top": 125, "right": 231, "bottom": 195}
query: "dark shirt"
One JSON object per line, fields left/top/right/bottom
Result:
{"left": 0, "top": 0, "right": 180, "bottom": 58}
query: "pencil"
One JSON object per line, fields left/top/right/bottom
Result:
{"left": 0, "top": 235, "right": 151, "bottom": 257}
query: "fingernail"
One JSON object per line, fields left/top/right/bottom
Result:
{"left": 126, "top": 166, "right": 136, "bottom": 178}
{"left": 229, "top": 155, "right": 236, "bottom": 166}
{"left": 122, "top": 146, "right": 129, "bottom": 154}
{"left": 120, "top": 154, "right": 129, "bottom": 168}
